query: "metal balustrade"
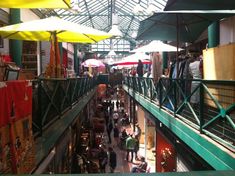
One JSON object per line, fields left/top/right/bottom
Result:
{"left": 124, "top": 77, "right": 235, "bottom": 151}
{"left": 32, "top": 77, "right": 97, "bottom": 136}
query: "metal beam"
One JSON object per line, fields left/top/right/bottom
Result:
{"left": 83, "top": 0, "right": 95, "bottom": 28}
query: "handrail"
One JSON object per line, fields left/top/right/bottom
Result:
{"left": 124, "top": 76, "right": 235, "bottom": 151}
{"left": 32, "top": 77, "right": 98, "bottom": 136}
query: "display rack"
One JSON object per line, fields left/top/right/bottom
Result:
{"left": 21, "top": 41, "right": 37, "bottom": 79}
{"left": 22, "top": 41, "right": 37, "bottom": 71}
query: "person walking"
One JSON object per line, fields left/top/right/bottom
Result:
{"left": 134, "top": 135, "right": 140, "bottom": 161}
{"left": 108, "top": 147, "right": 117, "bottom": 173}
{"left": 137, "top": 60, "right": 143, "bottom": 77}
{"left": 125, "top": 134, "right": 136, "bottom": 162}
{"left": 98, "top": 147, "right": 108, "bottom": 173}
{"left": 107, "top": 119, "right": 113, "bottom": 144}
{"left": 135, "top": 124, "right": 141, "bottom": 140}
{"left": 189, "top": 56, "right": 202, "bottom": 107}
{"left": 113, "top": 124, "right": 120, "bottom": 147}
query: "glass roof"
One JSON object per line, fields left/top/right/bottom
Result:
{"left": 36, "top": 0, "right": 167, "bottom": 53}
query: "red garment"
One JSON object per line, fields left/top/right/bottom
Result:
{"left": 0, "top": 83, "right": 11, "bottom": 127}
{"left": 7, "top": 80, "right": 32, "bottom": 121}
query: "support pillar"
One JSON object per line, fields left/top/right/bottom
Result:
{"left": 162, "top": 52, "right": 168, "bottom": 70}
{"left": 9, "top": 9, "right": 22, "bottom": 66}
{"left": 208, "top": 21, "right": 220, "bottom": 48}
{"left": 74, "top": 44, "right": 78, "bottom": 75}
{"left": 59, "top": 42, "right": 63, "bottom": 64}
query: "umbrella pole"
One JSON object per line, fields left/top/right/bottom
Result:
{"left": 53, "top": 32, "right": 58, "bottom": 77}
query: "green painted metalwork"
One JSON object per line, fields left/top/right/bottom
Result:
{"left": 123, "top": 85, "right": 235, "bottom": 170}
{"left": 123, "top": 76, "right": 235, "bottom": 169}
{"left": 74, "top": 44, "right": 78, "bottom": 75}
{"left": 9, "top": 9, "right": 22, "bottom": 66}
{"left": 41, "top": 81, "right": 61, "bottom": 125}
{"left": 34, "top": 88, "right": 96, "bottom": 167}
{"left": 208, "top": 21, "right": 220, "bottom": 48}
{"left": 33, "top": 77, "right": 96, "bottom": 135}
{"left": 97, "top": 74, "right": 109, "bottom": 84}
{"left": 202, "top": 84, "right": 222, "bottom": 110}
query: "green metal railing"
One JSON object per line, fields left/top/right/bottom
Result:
{"left": 124, "top": 77, "right": 235, "bottom": 151}
{"left": 32, "top": 77, "right": 97, "bottom": 136}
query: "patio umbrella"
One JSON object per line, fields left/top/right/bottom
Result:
{"left": 164, "top": 0, "right": 235, "bottom": 11}
{"left": 0, "top": 17, "right": 112, "bottom": 78}
{"left": 136, "top": 12, "right": 231, "bottom": 77}
{"left": 137, "top": 12, "right": 231, "bottom": 43}
{"left": 113, "top": 53, "right": 151, "bottom": 66}
{"left": 0, "top": 0, "right": 70, "bottom": 8}
{"left": 81, "top": 59, "right": 105, "bottom": 68}
{"left": 130, "top": 40, "right": 183, "bottom": 53}
{"left": 0, "top": 17, "right": 112, "bottom": 43}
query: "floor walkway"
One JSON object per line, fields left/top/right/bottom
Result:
{"left": 102, "top": 123, "right": 134, "bottom": 173}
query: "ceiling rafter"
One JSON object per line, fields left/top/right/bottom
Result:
{"left": 35, "top": 0, "right": 167, "bottom": 53}
{"left": 83, "top": 0, "right": 95, "bottom": 28}
{"left": 75, "top": 5, "right": 110, "bottom": 28}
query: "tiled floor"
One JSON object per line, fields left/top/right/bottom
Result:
{"left": 102, "top": 125, "right": 134, "bottom": 173}
{"left": 95, "top": 99, "right": 151, "bottom": 173}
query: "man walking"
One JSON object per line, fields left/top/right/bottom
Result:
{"left": 108, "top": 147, "right": 117, "bottom": 173}
{"left": 125, "top": 134, "right": 136, "bottom": 162}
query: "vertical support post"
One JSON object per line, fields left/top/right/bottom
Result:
{"left": 162, "top": 52, "right": 168, "bottom": 70}
{"left": 129, "top": 98, "right": 132, "bottom": 124}
{"left": 38, "top": 79, "right": 43, "bottom": 136}
{"left": 9, "top": 9, "right": 22, "bottom": 66}
{"left": 208, "top": 21, "right": 220, "bottom": 48}
{"left": 159, "top": 79, "right": 162, "bottom": 107}
{"left": 173, "top": 80, "right": 177, "bottom": 116}
{"left": 59, "top": 42, "right": 63, "bottom": 64}
{"left": 74, "top": 44, "right": 78, "bottom": 75}
{"left": 133, "top": 100, "right": 136, "bottom": 132}
{"left": 199, "top": 81, "right": 204, "bottom": 133}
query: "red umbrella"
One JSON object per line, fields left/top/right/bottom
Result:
{"left": 113, "top": 53, "right": 151, "bottom": 66}
{"left": 114, "top": 60, "right": 151, "bottom": 66}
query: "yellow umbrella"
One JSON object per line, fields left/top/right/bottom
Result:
{"left": 0, "top": 0, "right": 71, "bottom": 8}
{"left": 0, "top": 17, "right": 112, "bottom": 43}
{"left": 0, "top": 17, "right": 112, "bottom": 78}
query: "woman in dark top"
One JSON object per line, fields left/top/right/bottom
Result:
{"left": 108, "top": 147, "right": 117, "bottom": 173}
{"left": 137, "top": 60, "right": 143, "bottom": 77}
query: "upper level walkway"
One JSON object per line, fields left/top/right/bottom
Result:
{"left": 123, "top": 76, "right": 235, "bottom": 170}
{"left": 23, "top": 75, "right": 235, "bottom": 174}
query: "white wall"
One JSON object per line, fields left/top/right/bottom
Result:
{"left": 0, "top": 9, "right": 40, "bottom": 57}
{"left": 0, "top": 8, "right": 9, "bottom": 54}
{"left": 21, "top": 9, "right": 40, "bottom": 22}
{"left": 41, "top": 42, "right": 50, "bottom": 73}
{"left": 220, "top": 16, "right": 235, "bottom": 45}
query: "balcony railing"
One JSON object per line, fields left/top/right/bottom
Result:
{"left": 124, "top": 77, "right": 235, "bottom": 151}
{"left": 32, "top": 77, "right": 97, "bottom": 136}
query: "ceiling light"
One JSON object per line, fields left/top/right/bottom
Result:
{"left": 71, "top": 0, "right": 81, "bottom": 12}
{"left": 107, "top": 50, "right": 117, "bottom": 56}
{"left": 133, "top": 3, "right": 144, "bottom": 15}
{"left": 131, "top": 31, "right": 138, "bottom": 38}
{"left": 108, "top": 25, "right": 123, "bottom": 38}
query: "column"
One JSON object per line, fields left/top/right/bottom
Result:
{"left": 208, "top": 21, "right": 220, "bottom": 48}
{"left": 9, "top": 9, "right": 22, "bottom": 66}
{"left": 162, "top": 52, "right": 168, "bottom": 70}
{"left": 73, "top": 44, "right": 78, "bottom": 75}
{"left": 59, "top": 42, "right": 63, "bottom": 64}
